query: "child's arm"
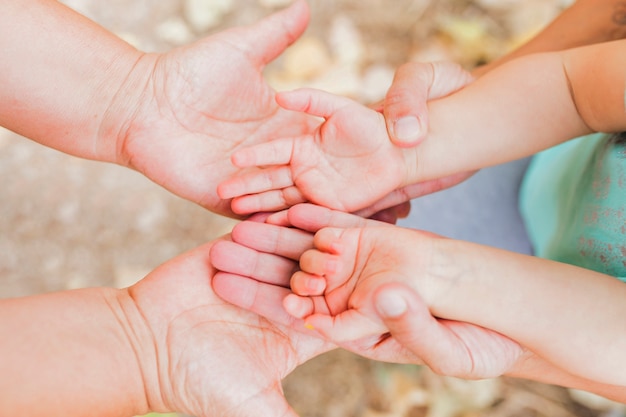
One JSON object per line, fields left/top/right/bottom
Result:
{"left": 209, "top": 204, "right": 626, "bottom": 401}
{"left": 220, "top": 40, "right": 626, "bottom": 214}
{"left": 383, "top": 0, "right": 626, "bottom": 145}
{"left": 375, "top": 283, "right": 626, "bottom": 403}
{"left": 288, "top": 224, "right": 626, "bottom": 388}
{"left": 417, "top": 39, "right": 626, "bottom": 182}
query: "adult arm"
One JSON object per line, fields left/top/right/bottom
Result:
{"left": 0, "top": 239, "right": 331, "bottom": 416}
{"left": 0, "top": 0, "right": 317, "bottom": 217}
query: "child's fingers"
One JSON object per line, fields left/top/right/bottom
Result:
{"left": 276, "top": 88, "right": 355, "bottom": 119}
{"left": 218, "top": 165, "right": 293, "bottom": 199}
{"left": 283, "top": 293, "right": 316, "bottom": 319}
{"left": 210, "top": 240, "right": 296, "bottom": 286}
{"left": 313, "top": 227, "right": 347, "bottom": 254}
{"left": 299, "top": 248, "right": 339, "bottom": 278}
{"left": 290, "top": 271, "right": 326, "bottom": 296}
{"left": 231, "top": 186, "right": 306, "bottom": 215}
{"left": 231, "top": 137, "right": 296, "bottom": 168}
{"left": 305, "top": 311, "right": 387, "bottom": 343}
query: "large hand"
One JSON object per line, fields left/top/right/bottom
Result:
{"left": 111, "top": 1, "right": 317, "bottom": 217}
{"left": 218, "top": 89, "right": 408, "bottom": 214}
{"left": 211, "top": 204, "right": 525, "bottom": 379}
{"left": 126, "top": 239, "right": 331, "bottom": 416}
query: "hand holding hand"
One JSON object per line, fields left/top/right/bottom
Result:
{"left": 357, "top": 61, "right": 476, "bottom": 217}
{"left": 110, "top": 1, "right": 318, "bottom": 217}
{"left": 211, "top": 204, "right": 525, "bottom": 379}
{"left": 218, "top": 89, "right": 410, "bottom": 214}
{"left": 125, "top": 238, "right": 331, "bottom": 416}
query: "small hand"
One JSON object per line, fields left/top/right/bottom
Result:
{"left": 218, "top": 89, "right": 409, "bottom": 214}
{"left": 211, "top": 204, "right": 524, "bottom": 380}
{"left": 356, "top": 61, "right": 476, "bottom": 217}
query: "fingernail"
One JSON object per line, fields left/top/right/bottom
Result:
{"left": 394, "top": 116, "right": 421, "bottom": 143}
{"left": 376, "top": 290, "right": 408, "bottom": 318}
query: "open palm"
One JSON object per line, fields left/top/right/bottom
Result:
{"left": 219, "top": 89, "right": 408, "bottom": 213}
{"left": 113, "top": 1, "right": 317, "bottom": 217}
{"left": 127, "top": 239, "right": 331, "bottom": 416}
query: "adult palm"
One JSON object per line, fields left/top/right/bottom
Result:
{"left": 114, "top": 1, "right": 316, "bottom": 217}
{"left": 127, "top": 239, "right": 331, "bottom": 416}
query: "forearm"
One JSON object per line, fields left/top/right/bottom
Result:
{"left": 426, "top": 238, "right": 626, "bottom": 387}
{"left": 476, "top": 0, "right": 626, "bottom": 76}
{"left": 0, "top": 0, "right": 144, "bottom": 163}
{"left": 408, "top": 40, "right": 626, "bottom": 184}
{"left": 0, "top": 287, "right": 151, "bottom": 416}
{"left": 404, "top": 51, "right": 590, "bottom": 184}
{"left": 507, "top": 352, "right": 626, "bottom": 403}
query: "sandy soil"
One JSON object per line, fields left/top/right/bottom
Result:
{"left": 1, "top": 1, "right": 624, "bottom": 416}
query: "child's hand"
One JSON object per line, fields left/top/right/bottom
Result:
{"left": 211, "top": 204, "right": 525, "bottom": 379}
{"left": 218, "top": 88, "right": 410, "bottom": 214}
{"left": 283, "top": 226, "right": 436, "bottom": 342}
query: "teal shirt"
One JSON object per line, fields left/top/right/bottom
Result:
{"left": 520, "top": 133, "right": 626, "bottom": 281}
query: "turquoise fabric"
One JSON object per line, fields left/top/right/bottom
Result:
{"left": 520, "top": 133, "right": 626, "bottom": 281}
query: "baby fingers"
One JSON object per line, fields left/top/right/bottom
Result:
{"left": 291, "top": 270, "right": 327, "bottom": 296}
{"left": 218, "top": 165, "right": 293, "bottom": 200}
{"left": 231, "top": 137, "right": 296, "bottom": 168}
{"left": 230, "top": 186, "right": 306, "bottom": 214}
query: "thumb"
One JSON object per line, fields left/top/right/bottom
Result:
{"left": 383, "top": 62, "right": 433, "bottom": 147}
{"left": 235, "top": 0, "right": 310, "bottom": 67}
{"left": 373, "top": 283, "right": 472, "bottom": 375}
{"left": 383, "top": 61, "right": 473, "bottom": 147}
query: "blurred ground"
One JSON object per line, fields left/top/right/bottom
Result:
{"left": 1, "top": 0, "right": 625, "bottom": 416}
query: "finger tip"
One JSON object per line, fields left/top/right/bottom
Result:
{"left": 392, "top": 116, "right": 424, "bottom": 147}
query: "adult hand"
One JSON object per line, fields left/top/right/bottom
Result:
{"left": 108, "top": 0, "right": 318, "bottom": 217}
{"left": 127, "top": 238, "right": 332, "bottom": 416}
{"left": 211, "top": 204, "right": 524, "bottom": 379}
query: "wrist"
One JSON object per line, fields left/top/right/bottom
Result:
{"left": 401, "top": 146, "right": 421, "bottom": 187}
{"left": 97, "top": 51, "right": 157, "bottom": 166}
{"left": 110, "top": 287, "right": 171, "bottom": 414}
{"left": 419, "top": 237, "right": 481, "bottom": 317}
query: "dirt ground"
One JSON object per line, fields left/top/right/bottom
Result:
{"left": 1, "top": 0, "right": 625, "bottom": 416}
